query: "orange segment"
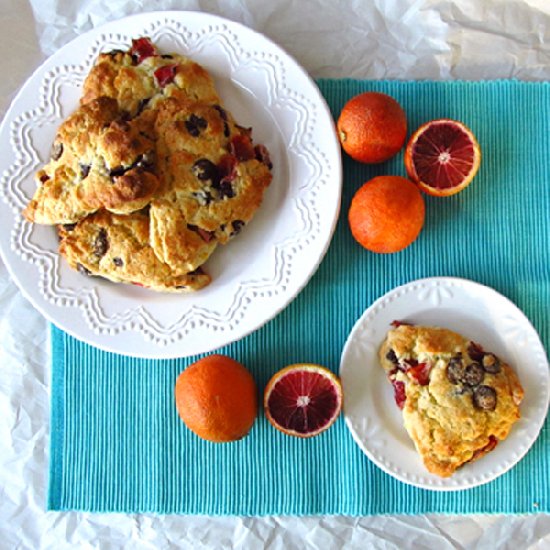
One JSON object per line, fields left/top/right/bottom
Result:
{"left": 264, "top": 364, "right": 343, "bottom": 438}
{"left": 404, "top": 119, "right": 481, "bottom": 197}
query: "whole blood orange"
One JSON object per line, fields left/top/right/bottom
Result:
{"left": 348, "top": 176, "right": 425, "bottom": 253}
{"left": 175, "top": 354, "right": 257, "bottom": 442}
{"left": 264, "top": 364, "right": 343, "bottom": 438}
{"left": 337, "top": 92, "right": 407, "bottom": 163}
{"left": 404, "top": 119, "right": 481, "bottom": 196}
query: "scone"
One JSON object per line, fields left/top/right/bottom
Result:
{"left": 379, "top": 322, "right": 524, "bottom": 477}
{"left": 23, "top": 97, "right": 159, "bottom": 224}
{"left": 149, "top": 97, "right": 272, "bottom": 273}
{"left": 81, "top": 37, "right": 220, "bottom": 115}
{"left": 23, "top": 36, "right": 273, "bottom": 293}
{"left": 57, "top": 209, "right": 211, "bottom": 292}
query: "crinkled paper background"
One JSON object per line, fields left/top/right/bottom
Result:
{"left": 1, "top": 0, "right": 549, "bottom": 548}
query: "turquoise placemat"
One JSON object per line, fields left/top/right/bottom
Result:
{"left": 48, "top": 79, "right": 549, "bottom": 515}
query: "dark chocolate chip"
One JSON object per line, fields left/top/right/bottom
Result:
{"left": 462, "top": 362, "right": 485, "bottom": 386}
{"left": 446, "top": 356, "right": 464, "bottom": 385}
{"left": 184, "top": 114, "right": 208, "bottom": 137}
{"left": 192, "top": 159, "right": 219, "bottom": 182}
{"left": 62, "top": 223, "right": 77, "bottom": 232}
{"left": 196, "top": 115, "right": 208, "bottom": 130}
{"left": 192, "top": 114, "right": 207, "bottom": 129}
{"left": 482, "top": 353, "right": 501, "bottom": 374}
{"left": 184, "top": 120, "right": 200, "bottom": 137}
{"left": 385, "top": 349, "right": 399, "bottom": 365}
{"left": 93, "top": 228, "right": 109, "bottom": 258}
{"left": 39, "top": 173, "right": 50, "bottom": 183}
{"left": 473, "top": 385, "right": 497, "bottom": 411}
{"left": 161, "top": 54, "right": 174, "bottom": 59}
{"left": 113, "top": 257, "right": 123, "bottom": 267}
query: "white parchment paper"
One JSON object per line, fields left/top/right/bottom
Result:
{"left": 1, "top": 0, "right": 549, "bottom": 548}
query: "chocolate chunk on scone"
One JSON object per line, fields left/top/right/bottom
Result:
{"left": 379, "top": 323, "right": 524, "bottom": 477}
{"left": 23, "top": 97, "right": 160, "bottom": 224}
{"left": 57, "top": 209, "right": 211, "bottom": 292}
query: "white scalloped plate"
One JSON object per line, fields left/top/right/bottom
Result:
{"left": 340, "top": 277, "right": 549, "bottom": 490}
{"left": 0, "top": 12, "right": 342, "bottom": 358}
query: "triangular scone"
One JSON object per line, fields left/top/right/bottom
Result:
{"left": 379, "top": 323, "right": 524, "bottom": 477}
{"left": 58, "top": 210, "right": 211, "bottom": 293}
{"left": 81, "top": 37, "right": 220, "bottom": 114}
{"left": 149, "top": 96, "right": 272, "bottom": 275}
{"left": 23, "top": 97, "right": 159, "bottom": 224}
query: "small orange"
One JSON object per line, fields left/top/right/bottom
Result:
{"left": 404, "top": 118, "right": 481, "bottom": 197}
{"left": 337, "top": 92, "right": 407, "bottom": 163}
{"left": 174, "top": 354, "right": 257, "bottom": 442}
{"left": 348, "top": 175, "right": 425, "bottom": 253}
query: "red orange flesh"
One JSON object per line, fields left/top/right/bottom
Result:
{"left": 264, "top": 364, "right": 343, "bottom": 438}
{"left": 404, "top": 119, "right": 481, "bottom": 197}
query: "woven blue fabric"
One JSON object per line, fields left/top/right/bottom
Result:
{"left": 48, "top": 80, "right": 549, "bottom": 515}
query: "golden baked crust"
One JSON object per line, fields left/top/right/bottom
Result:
{"left": 149, "top": 97, "right": 272, "bottom": 273}
{"left": 23, "top": 97, "right": 159, "bottom": 224}
{"left": 379, "top": 323, "right": 524, "bottom": 477}
{"left": 22, "top": 37, "right": 273, "bottom": 293}
{"left": 57, "top": 210, "right": 211, "bottom": 292}
{"left": 81, "top": 38, "right": 220, "bottom": 114}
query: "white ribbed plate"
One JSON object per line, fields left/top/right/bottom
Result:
{"left": 340, "top": 277, "right": 549, "bottom": 490}
{"left": 0, "top": 11, "right": 342, "bottom": 358}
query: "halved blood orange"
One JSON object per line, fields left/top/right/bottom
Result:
{"left": 264, "top": 364, "right": 343, "bottom": 438}
{"left": 404, "top": 119, "right": 481, "bottom": 197}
